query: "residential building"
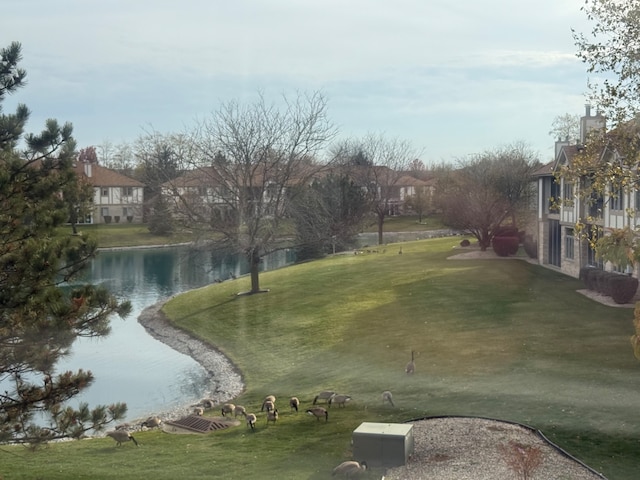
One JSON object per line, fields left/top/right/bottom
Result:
{"left": 74, "top": 161, "right": 145, "bottom": 224}
{"left": 533, "top": 105, "right": 640, "bottom": 279}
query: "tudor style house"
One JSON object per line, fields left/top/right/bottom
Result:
{"left": 74, "top": 161, "right": 145, "bottom": 224}
{"left": 534, "top": 105, "right": 640, "bottom": 279}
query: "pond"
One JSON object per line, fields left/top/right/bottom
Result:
{"left": 57, "top": 245, "right": 295, "bottom": 423}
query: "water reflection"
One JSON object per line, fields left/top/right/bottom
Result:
{"left": 56, "top": 246, "right": 295, "bottom": 423}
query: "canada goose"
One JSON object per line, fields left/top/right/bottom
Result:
{"left": 261, "top": 395, "right": 276, "bottom": 411}
{"left": 382, "top": 390, "right": 395, "bottom": 407}
{"left": 306, "top": 406, "right": 329, "bottom": 422}
{"left": 313, "top": 391, "right": 336, "bottom": 405}
{"left": 141, "top": 416, "right": 162, "bottom": 429}
{"left": 106, "top": 430, "right": 139, "bottom": 447}
{"left": 193, "top": 407, "right": 204, "bottom": 416}
{"left": 405, "top": 350, "right": 415, "bottom": 374}
{"left": 332, "top": 460, "right": 367, "bottom": 478}
{"left": 244, "top": 412, "right": 257, "bottom": 431}
{"left": 233, "top": 405, "right": 246, "bottom": 418}
{"left": 266, "top": 408, "right": 279, "bottom": 425}
{"left": 201, "top": 399, "right": 215, "bottom": 409}
{"left": 328, "top": 394, "right": 352, "bottom": 408}
{"left": 289, "top": 396, "right": 300, "bottom": 412}
{"left": 221, "top": 403, "right": 235, "bottom": 416}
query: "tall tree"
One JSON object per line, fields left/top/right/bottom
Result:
{"left": 288, "top": 173, "right": 369, "bottom": 259}
{"left": 435, "top": 143, "right": 539, "bottom": 250}
{"left": 344, "top": 134, "right": 416, "bottom": 245}
{"left": 549, "top": 113, "right": 581, "bottom": 142}
{"left": 0, "top": 42, "right": 131, "bottom": 446}
{"left": 173, "top": 91, "right": 337, "bottom": 294}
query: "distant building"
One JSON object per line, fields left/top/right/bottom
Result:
{"left": 74, "top": 161, "right": 144, "bottom": 224}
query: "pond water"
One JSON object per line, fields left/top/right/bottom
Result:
{"left": 57, "top": 245, "right": 295, "bottom": 423}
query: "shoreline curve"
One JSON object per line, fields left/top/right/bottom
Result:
{"left": 137, "top": 298, "right": 245, "bottom": 419}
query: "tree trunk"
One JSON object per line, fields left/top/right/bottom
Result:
{"left": 249, "top": 248, "right": 261, "bottom": 294}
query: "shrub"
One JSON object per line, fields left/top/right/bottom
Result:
{"left": 103, "top": 215, "right": 112, "bottom": 224}
{"left": 460, "top": 239, "right": 471, "bottom": 247}
{"left": 114, "top": 215, "right": 120, "bottom": 223}
{"left": 499, "top": 441, "right": 543, "bottom": 480}
{"left": 492, "top": 236, "right": 519, "bottom": 257}
{"left": 493, "top": 225, "right": 519, "bottom": 237}
{"left": 126, "top": 216, "right": 134, "bottom": 223}
{"left": 523, "top": 235, "right": 537, "bottom": 259}
{"left": 580, "top": 266, "right": 597, "bottom": 289}
{"left": 595, "top": 270, "right": 617, "bottom": 296}
{"left": 608, "top": 275, "right": 639, "bottom": 304}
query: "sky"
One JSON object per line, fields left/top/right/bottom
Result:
{"left": 4, "top": 0, "right": 595, "bottom": 165}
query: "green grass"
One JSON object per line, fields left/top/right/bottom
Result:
{"left": 2, "top": 238, "right": 639, "bottom": 479}
{"left": 361, "top": 214, "right": 447, "bottom": 232}
{"left": 56, "top": 224, "right": 194, "bottom": 248}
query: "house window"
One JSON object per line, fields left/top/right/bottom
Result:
{"left": 549, "top": 180, "right": 560, "bottom": 213}
{"left": 122, "top": 207, "right": 129, "bottom": 217}
{"left": 121, "top": 186, "right": 133, "bottom": 197}
{"left": 101, "top": 207, "right": 109, "bottom": 217}
{"left": 610, "top": 186, "right": 623, "bottom": 211}
{"left": 564, "top": 228, "right": 575, "bottom": 260}
{"left": 563, "top": 183, "right": 574, "bottom": 206}
{"left": 635, "top": 190, "right": 640, "bottom": 214}
{"left": 101, "top": 188, "right": 108, "bottom": 197}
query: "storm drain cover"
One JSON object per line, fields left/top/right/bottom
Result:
{"left": 165, "top": 415, "right": 231, "bottom": 433}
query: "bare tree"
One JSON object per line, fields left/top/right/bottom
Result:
{"left": 342, "top": 134, "right": 417, "bottom": 245}
{"left": 548, "top": 113, "right": 580, "bottom": 143}
{"left": 435, "top": 143, "right": 539, "bottom": 250}
{"left": 171, "top": 91, "right": 337, "bottom": 294}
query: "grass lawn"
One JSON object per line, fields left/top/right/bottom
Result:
{"left": 56, "top": 223, "right": 195, "bottom": 249}
{"left": 2, "top": 237, "right": 639, "bottom": 479}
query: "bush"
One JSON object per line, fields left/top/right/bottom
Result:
{"left": 126, "top": 216, "right": 133, "bottom": 223}
{"left": 608, "top": 275, "right": 639, "bottom": 304}
{"left": 103, "top": 215, "right": 112, "bottom": 224}
{"left": 580, "top": 266, "right": 598, "bottom": 289}
{"left": 523, "top": 235, "right": 537, "bottom": 259}
{"left": 114, "top": 216, "right": 120, "bottom": 223}
{"left": 460, "top": 239, "right": 471, "bottom": 247}
{"left": 595, "top": 270, "right": 617, "bottom": 296}
{"left": 493, "top": 225, "right": 519, "bottom": 238}
{"left": 492, "top": 236, "right": 519, "bottom": 257}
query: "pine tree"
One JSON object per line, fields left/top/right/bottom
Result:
{"left": 0, "top": 42, "right": 131, "bottom": 446}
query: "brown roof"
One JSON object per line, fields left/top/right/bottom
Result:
{"left": 74, "top": 163, "right": 144, "bottom": 187}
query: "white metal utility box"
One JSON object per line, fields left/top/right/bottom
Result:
{"left": 352, "top": 422, "right": 414, "bottom": 468}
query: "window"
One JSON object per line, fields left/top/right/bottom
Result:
{"left": 101, "top": 188, "right": 108, "bottom": 197}
{"left": 549, "top": 180, "right": 560, "bottom": 213}
{"left": 564, "top": 227, "right": 574, "bottom": 260}
{"left": 121, "top": 186, "right": 133, "bottom": 197}
{"left": 563, "top": 183, "right": 573, "bottom": 206}
{"left": 610, "top": 186, "right": 623, "bottom": 211}
{"left": 122, "top": 207, "right": 129, "bottom": 217}
{"left": 101, "top": 207, "right": 109, "bottom": 217}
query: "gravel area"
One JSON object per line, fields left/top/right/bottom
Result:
{"left": 383, "top": 417, "right": 606, "bottom": 480}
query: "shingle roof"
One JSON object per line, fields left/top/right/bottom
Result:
{"left": 74, "top": 163, "right": 144, "bottom": 187}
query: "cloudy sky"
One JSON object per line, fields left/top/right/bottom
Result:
{"left": 4, "top": 0, "right": 594, "bottom": 164}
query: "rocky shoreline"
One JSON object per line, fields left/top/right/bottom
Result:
{"left": 137, "top": 298, "right": 245, "bottom": 420}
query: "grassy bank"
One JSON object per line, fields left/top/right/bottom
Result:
{"left": 2, "top": 237, "right": 638, "bottom": 479}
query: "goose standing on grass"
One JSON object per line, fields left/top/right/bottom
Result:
{"left": 233, "top": 405, "right": 246, "bottom": 418}
{"left": 289, "top": 396, "right": 300, "bottom": 412}
{"left": 261, "top": 395, "right": 276, "bottom": 412}
{"left": 405, "top": 350, "right": 415, "bottom": 374}
{"left": 266, "top": 409, "right": 279, "bottom": 425}
{"left": 244, "top": 412, "right": 257, "bottom": 431}
{"left": 106, "top": 430, "right": 139, "bottom": 447}
{"left": 313, "top": 390, "right": 335, "bottom": 405}
{"left": 306, "top": 406, "right": 329, "bottom": 422}
{"left": 382, "top": 390, "right": 395, "bottom": 407}
{"left": 332, "top": 460, "right": 367, "bottom": 478}
{"left": 141, "top": 416, "right": 162, "bottom": 429}
{"left": 221, "top": 403, "right": 235, "bottom": 416}
{"left": 328, "top": 394, "right": 352, "bottom": 408}
{"left": 193, "top": 407, "right": 204, "bottom": 416}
